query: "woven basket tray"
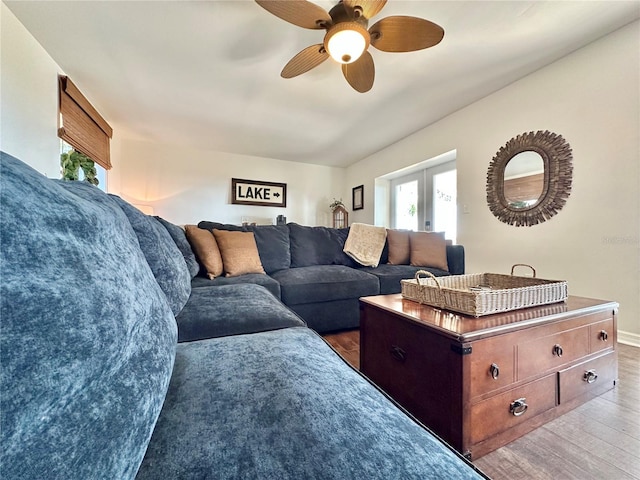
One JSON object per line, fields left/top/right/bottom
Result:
{"left": 401, "top": 264, "right": 567, "bottom": 317}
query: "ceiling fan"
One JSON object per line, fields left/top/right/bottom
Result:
{"left": 255, "top": 0, "right": 444, "bottom": 93}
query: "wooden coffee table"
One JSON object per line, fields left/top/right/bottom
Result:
{"left": 359, "top": 294, "right": 618, "bottom": 460}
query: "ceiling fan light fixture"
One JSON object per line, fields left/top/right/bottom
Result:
{"left": 324, "top": 22, "right": 370, "bottom": 64}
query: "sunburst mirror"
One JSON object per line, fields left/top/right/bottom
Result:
{"left": 486, "top": 130, "right": 573, "bottom": 227}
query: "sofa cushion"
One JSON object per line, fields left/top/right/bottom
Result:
{"left": 110, "top": 195, "right": 192, "bottom": 316}
{"left": 212, "top": 229, "right": 266, "bottom": 277}
{"left": 198, "top": 220, "right": 245, "bottom": 232}
{"left": 185, "top": 225, "right": 223, "bottom": 279}
{"left": 247, "top": 224, "right": 291, "bottom": 274}
{"left": 287, "top": 299, "right": 362, "bottom": 333}
{"left": 176, "top": 284, "right": 305, "bottom": 342}
{"left": 360, "top": 264, "right": 450, "bottom": 295}
{"left": 198, "top": 222, "right": 291, "bottom": 274}
{"left": 447, "top": 244, "right": 465, "bottom": 275}
{"left": 136, "top": 328, "right": 485, "bottom": 480}
{"left": 270, "top": 265, "right": 379, "bottom": 305}
{"left": 387, "top": 229, "right": 411, "bottom": 264}
{"left": 288, "top": 223, "right": 357, "bottom": 268}
{"left": 410, "top": 231, "right": 449, "bottom": 272}
{"left": 191, "top": 273, "right": 281, "bottom": 299}
{"left": 155, "top": 216, "right": 200, "bottom": 278}
{"left": 1, "top": 152, "right": 177, "bottom": 480}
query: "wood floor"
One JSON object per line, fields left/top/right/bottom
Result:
{"left": 323, "top": 329, "right": 640, "bottom": 480}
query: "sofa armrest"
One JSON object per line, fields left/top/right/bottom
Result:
{"left": 446, "top": 245, "right": 465, "bottom": 275}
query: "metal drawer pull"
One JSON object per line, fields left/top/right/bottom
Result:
{"left": 489, "top": 363, "right": 500, "bottom": 380}
{"left": 553, "top": 344, "right": 563, "bottom": 357}
{"left": 390, "top": 345, "right": 407, "bottom": 363}
{"left": 509, "top": 398, "right": 528, "bottom": 417}
{"left": 599, "top": 330, "right": 608, "bottom": 341}
{"left": 583, "top": 369, "right": 598, "bottom": 384}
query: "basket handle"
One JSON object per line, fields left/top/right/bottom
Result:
{"left": 511, "top": 264, "right": 536, "bottom": 278}
{"left": 415, "top": 270, "right": 442, "bottom": 290}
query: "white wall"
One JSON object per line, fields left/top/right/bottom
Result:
{"left": 346, "top": 21, "right": 640, "bottom": 344}
{"left": 0, "top": 3, "right": 61, "bottom": 176}
{"left": 113, "top": 138, "right": 345, "bottom": 227}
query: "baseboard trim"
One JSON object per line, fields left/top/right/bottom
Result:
{"left": 618, "top": 330, "right": 640, "bottom": 347}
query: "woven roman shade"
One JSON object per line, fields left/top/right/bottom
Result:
{"left": 58, "top": 75, "right": 113, "bottom": 170}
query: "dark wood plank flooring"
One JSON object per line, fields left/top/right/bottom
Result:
{"left": 323, "top": 329, "right": 640, "bottom": 480}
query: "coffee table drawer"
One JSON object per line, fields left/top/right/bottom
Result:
{"left": 517, "top": 326, "right": 590, "bottom": 379}
{"left": 469, "top": 374, "right": 557, "bottom": 444}
{"left": 558, "top": 351, "right": 617, "bottom": 404}
{"left": 589, "top": 318, "right": 615, "bottom": 354}
{"left": 469, "top": 336, "right": 516, "bottom": 399}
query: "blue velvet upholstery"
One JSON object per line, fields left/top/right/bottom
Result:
{"left": 198, "top": 220, "right": 245, "bottom": 232}
{"left": 247, "top": 224, "right": 291, "bottom": 273}
{"left": 0, "top": 152, "right": 177, "bottom": 480}
{"left": 447, "top": 244, "right": 465, "bottom": 275}
{"left": 288, "top": 222, "right": 358, "bottom": 268}
{"left": 198, "top": 221, "right": 291, "bottom": 274}
{"left": 109, "top": 195, "right": 191, "bottom": 316}
{"left": 136, "top": 328, "right": 485, "bottom": 480}
{"left": 360, "top": 264, "right": 450, "bottom": 294}
{"left": 288, "top": 298, "right": 363, "bottom": 332}
{"left": 155, "top": 216, "right": 200, "bottom": 278}
{"left": 271, "top": 265, "right": 379, "bottom": 305}
{"left": 191, "top": 273, "right": 281, "bottom": 298}
{"left": 176, "top": 284, "right": 305, "bottom": 341}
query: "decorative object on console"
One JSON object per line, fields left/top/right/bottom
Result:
{"left": 486, "top": 130, "right": 573, "bottom": 227}
{"left": 332, "top": 205, "right": 349, "bottom": 228}
{"left": 352, "top": 184, "right": 364, "bottom": 210}
{"left": 232, "top": 178, "right": 287, "bottom": 207}
{"left": 343, "top": 223, "right": 387, "bottom": 267}
{"left": 255, "top": 0, "right": 444, "bottom": 93}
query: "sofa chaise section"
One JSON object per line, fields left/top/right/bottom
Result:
{"left": 136, "top": 327, "right": 486, "bottom": 480}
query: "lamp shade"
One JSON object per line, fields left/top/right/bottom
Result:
{"left": 324, "top": 22, "right": 370, "bottom": 64}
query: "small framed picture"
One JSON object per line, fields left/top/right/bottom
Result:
{"left": 352, "top": 185, "right": 364, "bottom": 210}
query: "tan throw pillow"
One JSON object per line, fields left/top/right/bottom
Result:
{"left": 212, "top": 229, "right": 265, "bottom": 277}
{"left": 386, "top": 229, "right": 411, "bottom": 265}
{"left": 184, "top": 225, "right": 223, "bottom": 279}
{"left": 409, "top": 231, "right": 449, "bottom": 272}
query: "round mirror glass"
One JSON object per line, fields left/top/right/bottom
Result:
{"left": 503, "top": 151, "right": 544, "bottom": 208}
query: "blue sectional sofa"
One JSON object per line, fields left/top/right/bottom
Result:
{"left": 0, "top": 152, "right": 486, "bottom": 479}
{"left": 193, "top": 220, "right": 465, "bottom": 333}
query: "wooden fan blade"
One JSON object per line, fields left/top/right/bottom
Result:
{"left": 281, "top": 44, "right": 329, "bottom": 78}
{"left": 342, "top": 51, "right": 375, "bottom": 93}
{"left": 370, "top": 16, "right": 444, "bottom": 52}
{"left": 255, "top": 0, "right": 331, "bottom": 29}
{"left": 342, "top": 0, "right": 387, "bottom": 20}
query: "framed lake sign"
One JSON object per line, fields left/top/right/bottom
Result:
{"left": 231, "top": 178, "right": 287, "bottom": 208}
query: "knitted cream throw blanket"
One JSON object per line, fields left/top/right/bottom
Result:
{"left": 343, "top": 223, "right": 387, "bottom": 268}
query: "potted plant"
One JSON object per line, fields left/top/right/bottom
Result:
{"left": 329, "top": 198, "right": 345, "bottom": 211}
{"left": 60, "top": 149, "right": 99, "bottom": 185}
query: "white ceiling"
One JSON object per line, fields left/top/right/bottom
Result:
{"left": 6, "top": 0, "right": 640, "bottom": 168}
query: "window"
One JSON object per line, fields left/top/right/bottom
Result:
{"left": 58, "top": 75, "right": 113, "bottom": 171}
{"left": 389, "top": 159, "right": 457, "bottom": 242}
{"left": 391, "top": 177, "right": 421, "bottom": 231}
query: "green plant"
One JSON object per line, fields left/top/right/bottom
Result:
{"left": 60, "top": 149, "right": 99, "bottom": 185}
{"left": 329, "top": 198, "right": 344, "bottom": 210}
